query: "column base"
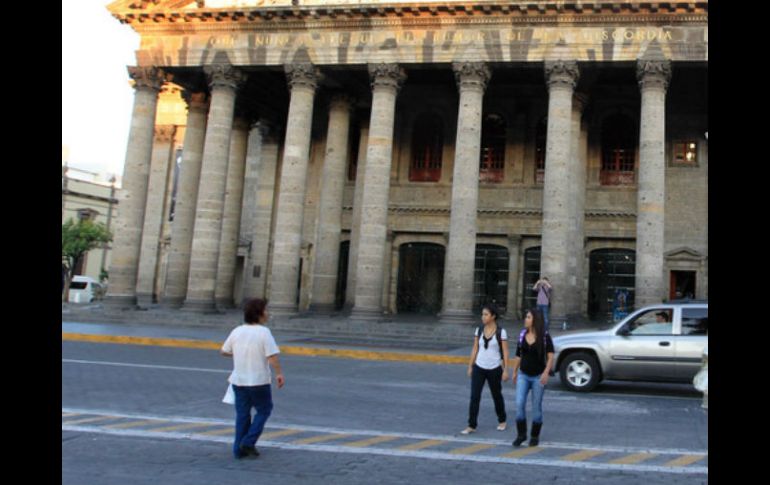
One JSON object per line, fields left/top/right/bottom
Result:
{"left": 161, "top": 296, "right": 185, "bottom": 309}
{"left": 268, "top": 302, "right": 299, "bottom": 316}
{"left": 136, "top": 293, "right": 154, "bottom": 309}
{"left": 103, "top": 294, "right": 137, "bottom": 310}
{"left": 349, "top": 305, "right": 386, "bottom": 322}
{"left": 180, "top": 299, "right": 218, "bottom": 313}
{"left": 308, "top": 303, "right": 338, "bottom": 315}
{"left": 215, "top": 298, "right": 237, "bottom": 310}
{"left": 438, "top": 309, "right": 476, "bottom": 325}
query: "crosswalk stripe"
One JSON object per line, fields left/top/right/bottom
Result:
{"left": 449, "top": 443, "right": 496, "bottom": 455}
{"left": 62, "top": 416, "right": 117, "bottom": 425}
{"left": 61, "top": 413, "right": 80, "bottom": 418}
{"left": 198, "top": 428, "right": 234, "bottom": 436}
{"left": 103, "top": 419, "right": 162, "bottom": 430}
{"left": 501, "top": 446, "right": 544, "bottom": 458}
{"left": 664, "top": 454, "right": 705, "bottom": 467}
{"left": 260, "top": 429, "right": 305, "bottom": 440}
{"left": 609, "top": 452, "right": 658, "bottom": 465}
{"left": 343, "top": 435, "right": 400, "bottom": 448}
{"left": 292, "top": 433, "right": 351, "bottom": 445}
{"left": 561, "top": 450, "right": 606, "bottom": 462}
{"left": 397, "top": 439, "right": 445, "bottom": 451}
{"left": 144, "top": 422, "right": 212, "bottom": 433}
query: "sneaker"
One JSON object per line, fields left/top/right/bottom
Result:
{"left": 497, "top": 422, "right": 507, "bottom": 431}
{"left": 239, "top": 444, "right": 260, "bottom": 458}
{"left": 460, "top": 427, "right": 476, "bottom": 435}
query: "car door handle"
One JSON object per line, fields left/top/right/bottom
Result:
{"left": 659, "top": 341, "right": 671, "bottom": 347}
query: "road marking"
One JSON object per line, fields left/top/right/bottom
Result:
{"left": 62, "top": 416, "right": 117, "bottom": 425}
{"left": 397, "top": 439, "right": 445, "bottom": 451}
{"left": 292, "top": 433, "right": 352, "bottom": 445}
{"left": 102, "top": 419, "right": 162, "bottom": 430}
{"left": 146, "top": 422, "right": 215, "bottom": 433}
{"left": 561, "top": 449, "right": 606, "bottom": 461}
{"left": 62, "top": 359, "right": 229, "bottom": 374}
{"left": 260, "top": 429, "right": 305, "bottom": 440}
{"left": 61, "top": 425, "right": 708, "bottom": 475}
{"left": 664, "top": 455, "right": 705, "bottom": 467}
{"left": 62, "top": 412, "right": 80, "bottom": 418}
{"left": 501, "top": 447, "right": 544, "bottom": 458}
{"left": 343, "top": 435, "right": 400, "bottom": 448}
{"left": 449, "top": 443, "right": 496, "bottom": 455}
{"left": 609, "top": 452, "right": 658, "bottom": 464}
{"left": 198, "top": 428, "right": 234, "bottom": 436}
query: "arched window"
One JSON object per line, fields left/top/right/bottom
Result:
{"left": 601, "top": 113, "right": 637, "bottom": 185}
{"left": 479, "top": 114, "right": 506, "bottom": 183}
{"left": 534, "top": 118, "right": 547, "bottom": 184}
{"left": 410, "top": 113, "right": 443, "bottom": 182}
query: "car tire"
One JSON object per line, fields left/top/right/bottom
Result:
{"left": 559, "top": 352, "right": 601, "bottom": 392}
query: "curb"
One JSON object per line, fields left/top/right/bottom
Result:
{"left": 62, "top": 332, "right": 468, "bottom": 365}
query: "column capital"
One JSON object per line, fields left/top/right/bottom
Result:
{"left": 154, "top": 125, "right": 176, "bottom": 143}
{"left": 127, "top": 66, "right": 168, "bottom": 92}
{"left": 368, "top": 63, "right": 407, "bottom": 92}
{"left": 507, "top": 234, "right": 523, "bottom": 247}
{"left": 204, "top": 64, "right": 245, "bottom": 91}
{"left": 452, "top": 62, "right": 491, "bottom": 92}
{"left": 285, "top": 63, "right": 321, "bottom": 92}
{"left": 232, "top": 117, "right": 250, "bottom": 132}
{"left": 256, "top": 119, "right": 280, "bottom": 143}
{"left": 544, "top": 60, "right": 580, "bottom": 90}
{"left": 328, "top": 93, "right": 356, "bottom": 112}
{"left": 636, "top": 59, "right": 672, "bottom": 91}
{"left": 181, "top": 91, "right": 209, "bottom": 112}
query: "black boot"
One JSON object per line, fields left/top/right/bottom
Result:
{"left": 529, "top": 422, "right": 542, "bottom": 447}
{"left": 512, "top": 420, "right": 527, "bottom": 447}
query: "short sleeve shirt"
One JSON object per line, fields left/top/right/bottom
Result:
{"left": 515, "top": 332, "right": 555, "bottom": 377}
{"left": 474, "top": 327, "right": 508, "bottom": 370}
{"left": 222, "top": 324, "right": 280, "bottom": 386}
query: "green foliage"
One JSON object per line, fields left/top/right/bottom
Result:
{"left": 61, "top": 219, "right": 113, "bottom": 273}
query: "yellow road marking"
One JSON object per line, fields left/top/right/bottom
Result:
{"left": 561, "top": 450, "right": 606, "bottom": 461}
{"left": 61, "top": 332, "right": 468, "bottom": 365}
{"left": 61, "top": 412, "right": 79, "bottom": 418}
{"left": 62, "top": 416, "right": 117, "bottom": 426}
{"left": 664, "top": 455, "right": 705, "bottom": 467}
{"left": 292, "top": 433, "right": 352, "bottom": 445}
{"left": 199, "top": 428, "right": 234, "bottom": 436}
{"left": 145, "top": 422, "right": 212, "bottom": 433}
{"left": 501, "top": 447, "right": 544, "bottom": 458}
{"left": 103, "top": 419, "right": 162, "bottom": 430}
{"left": 609, "top": 452, "right": 658, "bottom": 464}
{"left": 260, "top": 429, "right": 305, "bottom": 440}
{"left": 343, "top": 435, "right": 400, "bottom": 448}
{"left": 449, "top": 443, "right": 496, "bottom": 455}
{"left": 397, "top": 439, "right": 445, "bottom": 451}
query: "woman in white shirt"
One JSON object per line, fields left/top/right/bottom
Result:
{"left": 461, "top": 303, "right": 510, "bottom": 434}
{"left": 221, "top": 298, "right": 285, "bottom": 459}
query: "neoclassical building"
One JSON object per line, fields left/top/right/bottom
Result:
{"left": 104, "top": 0, "right": 708, "bottom": 324}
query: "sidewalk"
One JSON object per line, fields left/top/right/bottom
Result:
{"left": 62, "top": 303, "right": 604, "bottom": 364}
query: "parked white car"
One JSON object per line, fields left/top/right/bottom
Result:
{"left": 553, "top": 301, "right": 708, "bottom": 392}
{"left": 68, "top": 276, "right": 106, "bottom": 303}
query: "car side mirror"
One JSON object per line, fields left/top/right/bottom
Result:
{"left": 617, "top": 327, "right": 630, "bottom": 336}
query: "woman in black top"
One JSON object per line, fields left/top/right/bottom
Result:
{"left": 510, "top": 308, "right": 554, "bottom": 447}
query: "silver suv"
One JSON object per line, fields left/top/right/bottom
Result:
{"left": 553, "top": 301, "right": 708, "bottom": 392}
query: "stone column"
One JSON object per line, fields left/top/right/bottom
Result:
{"left": 506, "top": 235, "right": 522, "bottom": 319}
{"left": 163, "top": 92, "right": 209, "bottom": 307}
{"left": 540, "top": 60, "right": 579, "bottom": 321}
{"left": 214, "top": 117, "right": 250, "bottom": 308}
{"left": 565, "top": 93, "right": 588, "bottom": 317}
{"left": 344, "top": 121, "right": 369, "bottom": 309}
{"left": 310, "top": 95, "right": 353, "bottom": 312}
{"left": 268, "top": 64, "right": 320, "bottom": 314}
{"left": 350, "top": 64, "right": 406, "bottom": 320}
{"left": 440, "top": 62, "right": 491, "bottom": 324}
{"left": 237, "top": 122, "right": 263, "bottom": 302}
{"left": 635, "top": 60, "right": 671, "bottom": 306}
{"left": 135, "top": 125, "right": 176, "bottom": 307}
{"left": 105, "top": 66, "right": 166, "bottom": 308}
{"left": 242, "top": 123, "right": 281, "bottom": 301}
{"left": 182, "top": 64, "right": 244, "bottom": 312}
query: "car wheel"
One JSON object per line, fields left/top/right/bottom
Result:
{"left": 559, "top": 352, "right": 600, "bottom": 392}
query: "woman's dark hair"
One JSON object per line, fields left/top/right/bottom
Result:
{"left": 527, "top": 308, "right": 547, "bottom": 357}
{"left": 481, "top": 303, "right": 500, "bottom": 320}
{"left": 244, "top": 298, "right": 268, "bottom": 324}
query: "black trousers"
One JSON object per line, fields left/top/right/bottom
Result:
{"left": 468, "top": 364, "right": 506, "bottom": 428}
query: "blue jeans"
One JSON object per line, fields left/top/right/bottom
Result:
{"left": 515, "top": 371, "right": 545, "bottom": 424}
{"left": 537, "top": 304, "right": 550, "bottom": 332}
{"left": 232, "top": 384, "right": 273, "bottom": 457}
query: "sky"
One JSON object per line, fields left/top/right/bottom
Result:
{"left": 62, "top": 0, "right": 140, "bottom": 179}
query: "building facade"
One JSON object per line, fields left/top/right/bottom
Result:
{"left": 104, "top": 0, "right": 708, "bottom": 323}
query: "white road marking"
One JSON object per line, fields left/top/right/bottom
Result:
{"left": 62, "top": 359, "right": 229, "bottom": 374}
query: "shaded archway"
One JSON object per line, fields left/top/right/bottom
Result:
{"left": 397, "top": 243, "right": 445, "bottom": 314}
{"left": 473, "top": 244, "right": 509, "bottom": 313}
{"left": 588, "top": 248, "right": 636, "bottom": 320}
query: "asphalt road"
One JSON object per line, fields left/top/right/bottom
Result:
{"left": 62, "top": 341, "right": 708, "bottom": 484}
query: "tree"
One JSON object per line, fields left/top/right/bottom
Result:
{"left": 62, "top": 219, "right": 112, "bottom": 302}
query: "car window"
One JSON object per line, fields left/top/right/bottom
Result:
{"left": 70, "top": 282, "right": 87, "bottom": 290}
{"left": 624, "top": 309, "right": 674, "bottom": 336}
{"left": 681, "top": 307, "right": 708, "bottom": 336}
